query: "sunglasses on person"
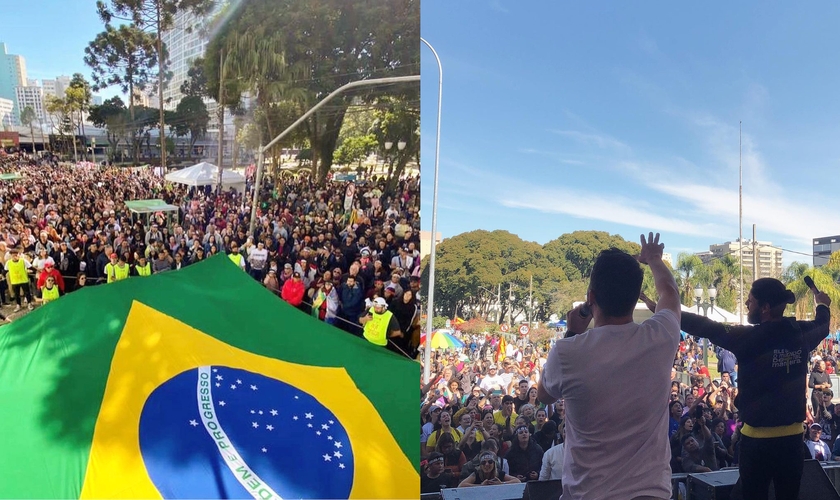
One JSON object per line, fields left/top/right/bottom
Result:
{"left": 480, "top": 460, "right": 495, "bottom": 465}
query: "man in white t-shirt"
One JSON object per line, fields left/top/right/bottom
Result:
{"left": 538, "top": 233, "right": 681, "bottom": 500}
{"left": 479, "top": 365, "right": 506, "bottom": 393}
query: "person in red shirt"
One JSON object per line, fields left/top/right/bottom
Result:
{"left": 281, "top": 271, "right": 306, "bottom": 312}
{"left": 36, "top": 262, "right": 65, "bottom": 294}
{"left": 696, "top": 360, "right": 710, "bottom": 380}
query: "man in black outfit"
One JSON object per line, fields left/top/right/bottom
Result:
{"left": 679, "top": 278, "right": 830, "bottom": 500}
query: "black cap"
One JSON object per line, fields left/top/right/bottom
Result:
{"left": 502, "top": 395, "right": 515, "bottom": 404}
{"left": 750, "top": 278, "right": 795, "bottom": 307}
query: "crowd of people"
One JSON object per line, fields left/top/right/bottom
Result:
{"left": 0, "top": 152, "right": 422, "bottom": 357}
{"left": 419, "top": 314, "right": 840, "bottom": 495}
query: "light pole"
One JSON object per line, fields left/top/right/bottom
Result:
{"left": 422, "top": 37, "right": 443, "bottom": 385}
{"left": 382, "top": 139, "right": 406, "bottom": 176}
{"left": 693, "top": 285, "right": 717, "bottom": 370}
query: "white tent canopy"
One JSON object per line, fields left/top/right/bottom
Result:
{"left": 164, "top": 162, "right": 246, "bottom": 192}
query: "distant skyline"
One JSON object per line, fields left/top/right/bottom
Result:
{"left": 420, "top": 2, "right": 840, "bottom": 267}
{"left": 1, "top": 1, "right": 133, "bottom": 102}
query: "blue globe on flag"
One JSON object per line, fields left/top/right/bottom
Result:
{"left": 139, "top": 366, "right": 354, "bottom": 498}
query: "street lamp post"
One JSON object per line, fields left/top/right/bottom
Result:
{"left": 421, "top": 37, "right": 442, "bottom": 385}
{"left": 693, "top": 285, "right": 717, "bottom": 370}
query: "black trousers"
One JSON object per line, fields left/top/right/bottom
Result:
{"left": 739, "top": 434, "right": 804, "bottom": 500}
{"left": 11, "top": 282, "right": 32, "bottom": 305}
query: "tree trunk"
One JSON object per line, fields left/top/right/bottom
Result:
{"left": 315, "top": 107, "right": 347, "bottom": 185}
{"left": 129, "top": 80, "right": 138, "bottom": 163}
{"left": 156, "top": 2, "right": 166, "bottom": 171}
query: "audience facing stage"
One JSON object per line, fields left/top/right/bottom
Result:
{"left": 422, "top": 461, "right": 840, "bottom": 500}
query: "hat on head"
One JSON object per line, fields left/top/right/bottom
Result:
{"left": 373, "top": 297, "right": 388, "bottom": 308}
{"left": 110, "top": 253, "right": 117, "bottom": 259}
{"left": 502, "top": 395, "right": 515, "bottom": 404}
{"left": 750, "top": 278, "right": 796, "bottom": 307}
{"left": 44, "top": 262, "right": 53, "bottom": 268}
{"left": 811, "top": 423, "right": 823, "bottom": 430}
{"left": 284, "top": 263, "right": 292, "bottom": 269}
{"left": 385, "top": 284, "right": 397, "bottom": 292}
{"left": 432, "top": 401, "right": 445, "bottom": 410}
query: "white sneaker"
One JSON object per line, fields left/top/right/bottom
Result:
{"left": 13, "top": 305, "right": 20, "bottom": 312}
{"left": 27, "top": 304, "right": 32, "bottom": 311}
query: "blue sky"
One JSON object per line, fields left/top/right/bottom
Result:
{"left": 420, "top": 2, "right": 840, "bottom": 267}
{"left": 1, "top": 1, "right": 124, "bottom": 101}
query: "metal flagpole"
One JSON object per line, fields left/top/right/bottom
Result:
{"left": 421, "top": 37, "right": 442, "bottom": 385}
{"left": 739, "top": 121, "right": 743, "bottom": 324}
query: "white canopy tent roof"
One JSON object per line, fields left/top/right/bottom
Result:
{"left": 164, "top": 162, "right": 246, "bottom": 191}
{"left": 574, "top": 301, "right": 746, "bottom": 325}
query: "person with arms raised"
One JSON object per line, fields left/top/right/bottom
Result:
{"left": 674, "top": 277, "right": 830, "bottom": 500}
{"left": 538, "top": 233, "right": 681, "bottom": 500}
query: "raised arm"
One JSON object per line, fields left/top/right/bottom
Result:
{"left": 801, "top": 293, "right": 831, "bottom": 351}
{"left": 638, "top": 232, "right": 681, "bottom": 318}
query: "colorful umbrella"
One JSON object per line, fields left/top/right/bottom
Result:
{"left": 420, "top": 329, "right": 465, "bottom": 349}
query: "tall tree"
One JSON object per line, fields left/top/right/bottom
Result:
{"left": 205, "top": 0, "right": 419, "bottom": 185}
{"left": 44, "top": 95, "right": 77, "bottom": 160}
{"left": 89, "top": 97, "right": 129, "bottom": 161}
{"left": 172, "top": 95, "right": 209, "bottom": 159}
{"left": 369, "top": 96, "right": 420, "bottom": 193}
{"left": 19, "top": 106, "right": 37, "bottom": 155}
{"left": 68, "top": 74, "right": 92, "bottom": 156}
{"left": 84, "top": 24, "right": 158, "bottom": 162}
{"left": 97, "top": 0, "right": 215, "bottom": 169}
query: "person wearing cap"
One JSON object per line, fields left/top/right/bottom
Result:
{"left": 677, "top": 277, "right": 831, "bottom": 498}
{"left": 131, "top": 254, "right": 151, "bottom": 277}
{"left": 421, "top": 451, "right": 453, "bottom": 494}
{"left": 104, "top": 252, "right": 126, "bottom": 284}
{"left": 360, "top": 296, "right": 402, "bottom": 348}
{"left": 281, "top": 271, "right": 306, "bottom": 311}
{"left": 479, "top": 364, "right": 506, "bottom": 394}
{"left": 36, "top": 261, "right": 65, "bottom": 294}
{"left": 457, "top": 451, "right": 519, "bottom": 487}
{"left": 538, "top": 233, "right": 682, "bottom": 499}
{"left": 5, "top": 248, "right": 33, "bottom": 312}
{"left": 806, "top": 423, "right": 831, "bottom": 460}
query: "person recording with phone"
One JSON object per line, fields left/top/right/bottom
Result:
{"left": 663, "top": 277, "right": 830, "bottom": 500}
{"left": 538, "top": 233, "right": 681, "bottom": 500}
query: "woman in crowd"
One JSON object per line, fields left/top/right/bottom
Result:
{"left": 435, "top": 433, "right": 466, "bottom": 480}
{"left": 502, "top": 425, "right": 544, "bottom": 482}
{"left": 670, "top": 415, "right": 694, "bottom": 473}
{"left": 425, "top": 410, "right": 462, "bottom": 455}
{"left": 459, "top": 426, "right": 483, "bottom": 462}
{"left": 534, "top": 408, "right": 548, "bottom": 433}
{"left": 457, "top": 451, "right": 520, "bottom": 487}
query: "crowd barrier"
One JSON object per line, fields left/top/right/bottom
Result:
{"left": 422, "top": 461, "right": 840, "bottom": 500}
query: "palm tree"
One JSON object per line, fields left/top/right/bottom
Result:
{"left": 781, "top": 263, "right": 840, "bottom": 328}
{"left": 19, "top": 106, "right": 37, "bottom": 156}
{"left": 675, "top": 253, "right": 705, "bottom": 306}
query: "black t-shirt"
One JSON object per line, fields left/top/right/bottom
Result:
{"left": 513, "top": 395, "right": 529, "bottom": 414}
{"left": 420, "top": 470, "right": 453, "bottom": 493}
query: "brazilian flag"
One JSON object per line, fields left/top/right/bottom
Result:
{"left": 0, "top": 255, "right": 418, "bottom": 498}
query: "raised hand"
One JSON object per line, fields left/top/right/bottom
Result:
{"left": 638, "top": 232, "right": 664, "bottom": 265}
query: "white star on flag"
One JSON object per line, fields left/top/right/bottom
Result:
{"left": 316, "top": 431, "right": 321, "bottom": 435}
{"left": 261, "top": 447, "right": 267, "bottom": 453}
{"left": 334, "top": 451, "right": 342, "bottom": 459}
{"left": 189, "top": 419, "right": 198, "bottom": 427}
{"left": 329, "top": 420, "right": 334, "bottom": 424}
{"left": 252, "top": 422, "right": 259, "bottom": 428}
{"left": 236, "top": 379, "right": 242, "bottom": 384}
{"left": 219, "top": 401, "right": 226, "bottom": 406}
{"left": 339, "top": 463, "right": 345, "bottom": 469}
{"left": 230, "top": 384, "right": 237, "bottom": 390}
{"left": 216, "top": 375, "right": 222, "bottom": 381}
{"left": 215, "top": 383, "right": 220, "bottom": 387}
{"left": 322, "top": 424, "right": 329, "bottom": 430}
{"left": 334, "top": 441, "right": 342, "bottom": 449}
{"left": 307, "top": 423, "right": 313, "bottom": 428}
{"left": 258, "top": 410, "right": 263, "bottom": 415}
{"left": 327, "top": 436, "right": 333, "bottom": 440}
{"left": 293, "top": 416, "right": 298, "bottom": 420}
{"left": 266, "top": 425, "right": 274, "bottom": 431}
{"left": 294, "top": 396, "right": 299, "bottom": 399}
{"left": 251, "top": 385, "right": 258, "bottom": 390}
{"left": 305, "top": 412, "right": 313, "bottom": 419}
{"left": 323, "top": 454, "right": 332, "bottom": 461}
{"left": 212, "top": 368, "right": 217, "bottom": 373}
{"left": 251, "top": 410, "right": 255, "bottom": 414}
{"left": 270, "top": 409, "right": 278, "bottom": 416}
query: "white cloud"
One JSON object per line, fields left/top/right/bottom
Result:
{"left": 550, "top": 129, "right": 630, "bottom": 152}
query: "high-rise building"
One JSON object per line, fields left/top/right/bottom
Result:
{"left": 0, "top": 43, "right": 27, "bottom": 124}
{"left": 812, "top": 235, "right": 840, "bottom": 267}
{"left": 0, "top": 97, "right": 14, "bottom": 128}
{"left": 15, "top": 85, "right": 46, "bottom": 123}
{"left": 91, "top": 95, "right": 103, "bottom": 106}
{"left": 161, "top": 2, "right": 223, "bottom": 110}
{"left": 707, "top": 240, "right": 783, "bottom": 280}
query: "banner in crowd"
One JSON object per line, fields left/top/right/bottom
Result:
{"left": 0, "top": 255, "right": 417, "bottom": 499}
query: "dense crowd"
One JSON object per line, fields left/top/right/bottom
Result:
{"left": 418, "top": 328, "right": 840, "bottom": 493}
{"left": 0, "top": 151, "right": 422, "bottom": 356}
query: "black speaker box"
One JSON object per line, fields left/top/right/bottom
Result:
{"left": 687, "top": 468, "right": 740, "bottom": 500}
{"left": 522, "top": 479, "right": 563, "bottom": 500}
